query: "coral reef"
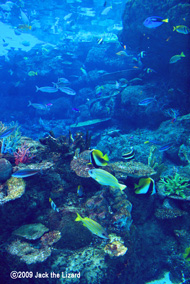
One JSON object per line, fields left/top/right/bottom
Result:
{"left": 104, "top": 234, "right": 128, "bottom": 257}
{"left": 107, "top": 161, "right": 156, "bottom": 178}
{"left": 0, "top": 177, "right": 25, "bottom": 205}
{"left": 147, "top": 146, "right": 166, "bottom": 180}
{"left": 70, "top": 150, "right": 94, "bottom": 178}
{"left": 52, "top": 245, "right": 107, "bottom": 284}
{"left": 40, "top": 231, "right": 61, "bottom": 247}
{"left": 155, "top": 207, "right": 187, "bottom": 220}
{"left": 158, "top": 173, "right": 190, "bottom": 199}
{"left": 14, "top": 142, "right": 35, "bottom": 165}
{"left": 0, "top": 158, "right": 12, "bottom": 181}
{"left": 7, "top": 240, "right": 52, "bottom": 265}
{"left": 0, "top": 124, "right": 21, "bottom": 154}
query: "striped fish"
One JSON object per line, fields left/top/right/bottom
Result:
{"left": 49, "top": 198, "right": 59, "bottom": 212}
{"left": 75, "top": 213, "right": 108, "bottom": 239}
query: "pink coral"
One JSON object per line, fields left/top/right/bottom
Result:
{"left": 14, "top": 142, "right": 34, "bottom": 165}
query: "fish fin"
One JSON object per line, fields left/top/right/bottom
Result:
{"left": 36, "top": 86, "right": 39, "bottom": 92}
{"left": 119, "top": 183, "right": 127, "bottom": 191}
{"left": 162, "top": 18, "right": 169, "bottom": 23}
{"left": 181, "top": 52, "right": 185, "bottom": 57}
{"left": 103, "top": 154, "right": 109, "bottom": 162}
{"left": 173, "top": 26, "right": 176, "bottom": 31}
{"left": 49, "top": 198, "right": 52, "bottom": 202}
{"left": 75, "top": 213, "right": 82, "bottom": 222}
{"left": 28, "top": 101, "right": 31, "bottom": 107}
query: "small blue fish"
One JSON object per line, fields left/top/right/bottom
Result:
{"left": 144, "top": 140, "right": 163, "bottom": 145}
{"left": 138, "top": 97, "right": 156, "bottom": 106}
{"left": 159, "top": 143, "right": 173, "bottom": 152}
{"left": 12, "top": 169, "right": 40, "bottom": 178}
{"left": 49, "top": 198, "right": 59, "bottom": 212}
{"left": 0, "top": 126, "right": 16, "bottom": 139}
{"left": 143, "top": 16, "right": 169, "bottom": 28}
{"left": 72, "top": 107, "right": 80, "bottom": 112}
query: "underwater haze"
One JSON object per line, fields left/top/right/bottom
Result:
{"left": 0, "top": 0, "right": 190, "bottom": 284}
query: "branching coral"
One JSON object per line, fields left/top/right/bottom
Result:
{"left": 148, "top": 146, "right": 166, "bottom": 180}
{"left": 14, "top": 142, "right": 35, "bottom": 165}
{"left": 159, "top": 173, "right": 189, "bottom": 198}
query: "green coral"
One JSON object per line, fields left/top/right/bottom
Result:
{"left": 159, "top": 173, "right": 190, "bottom": 199}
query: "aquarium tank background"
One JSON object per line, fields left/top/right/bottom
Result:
{"left": 0, "top": 0, "right": 190, "bottom": 283}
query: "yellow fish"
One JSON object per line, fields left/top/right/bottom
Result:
{"left": 75, "top": 213, "right": 108, "bottom": 239}
{"left": 116, "top": 51, "right": 128, "bottom": 56}
{"left": 173, "top": 25, "right": 190, "bottom": 34}
{"left": 18, "top": 24, "right": 32, "bottom": 31}
{"left": 183, "top": 247, "right": 190, "bottom": 261}
{"left": 134, "top": 178, "right": 156, "bottom": 195}
{"left": 88, "top": 168, "right": 126, "bottom": 191}
{"left": 169, "top": 52, "right": 185, "bottom": 64}
{"left": 28, "top": 71, "right": 38, "bottom": 76}
{"left": 90, "top": 149, "right": 109, "bottom": 167}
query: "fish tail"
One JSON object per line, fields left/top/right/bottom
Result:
{"left": 181, "top": 52, "right": 185, "bottom": 57}
{"left": 134, "top": 183, "right": 138, "bottom": 189}
{"left": 173, "top": 26, "right": 176, "bottom": 31}
{"left": 103, "top": 154, "right": 109, "bottom": 161}
{"left": 36, "top": 86, "right": 39, "bottom": 92}
{"left": 35, "top": 72, "right": 38, "bottom": 75}
{"left": 119, "top": 183, "right": 127, "bottom": 191}
{"left": 28, "top": 101, "right": 31, "bottom": 106}
{"left": 29, "top": 26, "right": 32, "bottom": 30}
{"left": 162, "top": 18, "right": 169, "bottom": 23}
{"left": 75, "top": 213, "right": 82, "bottom": 221}
{"left": 49, "top": 197, "right": 52, "bottom": 202}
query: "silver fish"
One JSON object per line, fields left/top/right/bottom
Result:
{"left": 36, "top": 86, "right": 58, "bottom": 93}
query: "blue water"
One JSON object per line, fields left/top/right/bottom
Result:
{"left": 0, "top": 1, "right": 190, "bottom": 284}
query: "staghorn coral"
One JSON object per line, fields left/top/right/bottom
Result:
{"left": 159, "top": 173, "right": 190, "bottom": 199}
{"left": 0, "top": 177, "right": 25, "bottom": 205}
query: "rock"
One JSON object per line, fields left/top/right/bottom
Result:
{"left": 0, "top": 158, "right": 12, "bottom": 182}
